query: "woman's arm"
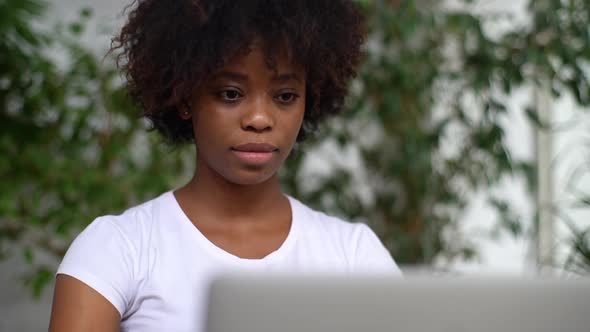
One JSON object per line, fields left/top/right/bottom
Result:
{"left": 49, "top": 274, "right": 121, "bottom": 332}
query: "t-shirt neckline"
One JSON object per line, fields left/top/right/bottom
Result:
{"left": 165, "top": 191, "right": 301, "bottom": 266}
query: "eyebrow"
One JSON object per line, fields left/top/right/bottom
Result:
{"left": 211, "top": 71, "right": 302, "bottom": 84}
{"left": 211, "top": 71, "right": 248, "bottom": 82}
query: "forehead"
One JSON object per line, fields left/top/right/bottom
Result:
{"left": 219, "top": 39, "right": 305, "bottom": 76}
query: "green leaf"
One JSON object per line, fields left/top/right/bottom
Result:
{"left": 80, "top": 7, "right": 93, "bottom": 18}
{"left": 69, "top": 22, "right": 84, "bottom": 36}
{"left": 524, "top": 107, "right": 550, "bottom": 130}
{"left": 23, "top": 247, "right": 34, "bottom": 264}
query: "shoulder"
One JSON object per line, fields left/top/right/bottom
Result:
{"left": 289, "top": 196, "right": 366, "bottom": 244}
{"left": 86, "top": 191, "right": 172, "bottom": 244}
{"left": 289, "top": 196, "right": 402, "bottom": 275}
{"left": 106, "top": 192, "right": 166, "bottom": 230}
{"left": 59, "top": 191, "right": 172, "bottom": 258}
{"left": 56, "top": 191, "right": 173, "bottom": 316}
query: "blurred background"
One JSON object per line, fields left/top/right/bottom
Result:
{"left": 1, "top": 0, "right": 589, "bottom": 330}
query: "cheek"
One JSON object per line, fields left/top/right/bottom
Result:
{"left": 191, "top": 106, "right": 227, "bottom": 139}
{"left": 289, "top": 104, "right": 306, "bottom": 136}
{"left": 191, "top": 113, "right": 221, "bottom": 157}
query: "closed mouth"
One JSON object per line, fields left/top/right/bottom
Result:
{"left": 232, "top": 143, "right": 279, "bottom": 153}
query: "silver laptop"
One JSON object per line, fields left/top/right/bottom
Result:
{"left": 206, "top": 274, "right": 590, "bottom": 332}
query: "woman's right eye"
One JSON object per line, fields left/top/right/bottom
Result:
{"left": 217, "top": 89, "right": 243, "bottom": 102}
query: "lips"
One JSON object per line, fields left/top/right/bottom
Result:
{"left": 232, "top": 143, "right": 278, "bottom": 153}
{"left": 231, "top": 143, "right": 278, "bottom": 165}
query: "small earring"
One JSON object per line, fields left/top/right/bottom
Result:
{"left": 182, "top": 100, "right": 192, "bottom": 119}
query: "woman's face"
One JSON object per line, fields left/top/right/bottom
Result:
{"left": 187, "top": 44, "right": 306, "bottom": 186}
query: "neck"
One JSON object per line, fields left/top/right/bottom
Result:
{"left": 177, "top": 159, "right": 286, "bottom": 223}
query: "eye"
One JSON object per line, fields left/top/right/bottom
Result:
{"left": 217, "top": 88, "right": 243, "bottom": 102}
{"left": 275, "top": 92, "right": 299, "bottom": 104}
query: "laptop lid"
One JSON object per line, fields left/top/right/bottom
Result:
{"left": 206, "top": 275, "right": 590, "bottom": 332}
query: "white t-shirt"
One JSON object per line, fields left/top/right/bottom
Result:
{"left": 57, "top": 191, "right": 401, "bottom": 332}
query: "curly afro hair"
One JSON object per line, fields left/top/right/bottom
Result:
{"left": 111, "top": 0, "right": 366, "bottom": 144}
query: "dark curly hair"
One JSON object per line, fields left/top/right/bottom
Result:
{"left": 111, "top": 0, "right": 366, "bottom": 144}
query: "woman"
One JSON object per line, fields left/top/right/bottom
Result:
{"left": 49, "top": 0, "right": 401, "bottom": 331}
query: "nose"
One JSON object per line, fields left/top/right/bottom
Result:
{"left": 240, "top": 94, "right": 274, "bottom": 132}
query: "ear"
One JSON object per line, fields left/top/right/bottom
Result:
{"left": 179, "top": 100, "right": 192, "bottom": 120}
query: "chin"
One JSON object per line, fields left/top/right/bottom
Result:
{"left": 222, "top": 168, "right": 278, "bottom": 186}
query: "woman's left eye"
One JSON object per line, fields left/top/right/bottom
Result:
{"left": 275, "top": 92, "right": 299, "bottom": 104}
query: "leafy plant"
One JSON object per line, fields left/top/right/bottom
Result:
{"left": 282, "top": 0, "right": 590, "bottom": 266}
{"left": 557, "top": 140, "right": 590, "bottom": 275}
{"left": 0, "top": 0, "right": 190, "bottom": 297}
{"left": 564, "top": 227, "right": 590, "bottom": 275}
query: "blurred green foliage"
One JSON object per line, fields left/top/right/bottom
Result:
{"left": 282, "top": 0, "right": 590, "bottom": 266}
{"left": 1, "top": 0, "right": 590, "bottom": 297}
{"left": 0, "top": 0, "right": 190, "bottom": 297}
{"left": 558, "top": 141, "right": 590, "bottom": 276}
{"left": 564, "top": 226, "right": 590, "bottom": 275}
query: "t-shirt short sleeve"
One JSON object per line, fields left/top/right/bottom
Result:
{"left": 57, "top": 216, "right": 137, "bottom": 317}
{"left": 352, "top": 223, "right": 402, "bottom": 276}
